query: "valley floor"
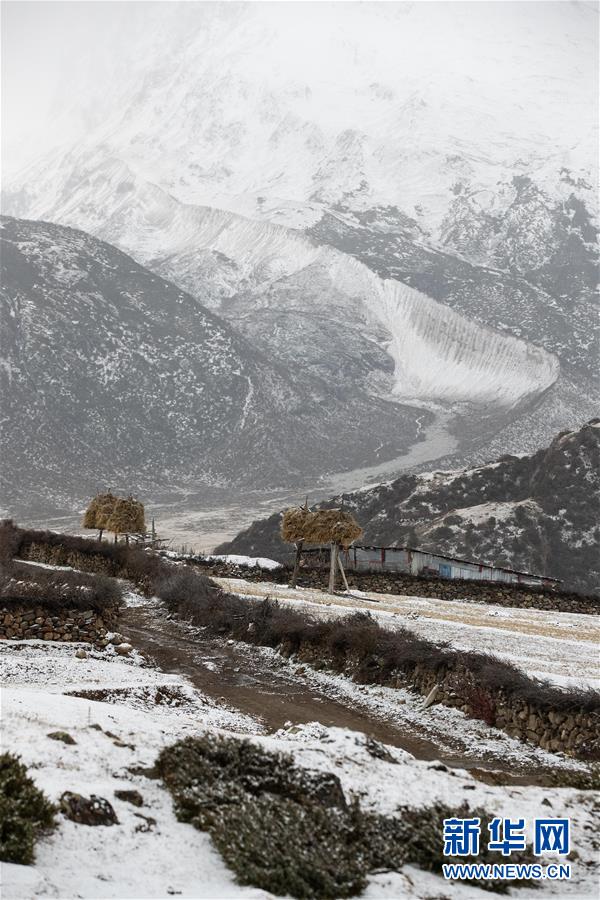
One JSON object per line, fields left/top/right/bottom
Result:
{"left": 1, "top": 580, "right": 599, "bottom": 899}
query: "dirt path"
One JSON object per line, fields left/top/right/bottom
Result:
{"left": 123, "top": 604, "right": 441, "bottom": 757}
{"left": 121, "top": 602, "right": 568, "bottom": 785}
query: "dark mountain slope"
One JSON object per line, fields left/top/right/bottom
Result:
{"left": 217, "top": 422, "right": 600, "bottom": 594}
{"left": 0, "top": 216, "right": 421, "bottom": 518}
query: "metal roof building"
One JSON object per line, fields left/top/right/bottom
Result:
{"left": 328, "top": 544, "right": 560, "bottom": 587}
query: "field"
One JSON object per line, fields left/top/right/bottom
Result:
{"left": 2, "top": 564, "right": 599, "bottom": 899}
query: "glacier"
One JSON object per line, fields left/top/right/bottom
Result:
{"left": 9, "top": 156, "right": 559, "bottom": 411}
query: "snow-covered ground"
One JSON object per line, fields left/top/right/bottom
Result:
{"left": 1, "top": 581, "right": 598, "bottom": 899}
{"left": 213, "top": 577, "right": 600, "bottom": 690}
{"left": 163, "top": 551, "right": 282, "bottom": 571}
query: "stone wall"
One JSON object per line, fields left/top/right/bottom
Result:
{"left": 0, "top": 604, "right": 116, "bottom": 643}
{"left": 183, "top": 557, "right": 599, "bottom": 615}
{"left": 288, "top": 645, "right": 599, "bottom": 761}
{"left": 22, "top": 542, "right": 120, "bottom": 576}
{"left": 411, "top": 663, "right": 598, "bottom": 760}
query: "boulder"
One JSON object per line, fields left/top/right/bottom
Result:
{"left": 60, "top": 792, "right": 119, "bottom": 826}
{"left": 48, "top": 730, "right": 77, "bottom": 745}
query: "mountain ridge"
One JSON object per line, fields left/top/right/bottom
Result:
{"left": 0, "top": 215, "right": 426, "bottom": 519}
{"left": 216, "top": 421, "right": 600, "bottom": 594}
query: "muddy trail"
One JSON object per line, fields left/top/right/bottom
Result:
{"left": 120, "top": 602, "right": 566, "bottom": 786}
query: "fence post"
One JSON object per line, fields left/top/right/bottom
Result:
{"left": 290, "top": 540, "right": 303, "bottom": 588}
{"left": 328, "top": 542, "right": 338, "bottom": 593}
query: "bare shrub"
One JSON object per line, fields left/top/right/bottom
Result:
{"left": 0, "top": 565, "right": 122, "bottom": 612}
{"left": 0, "top": 519, "right": 22, "bottom": 567}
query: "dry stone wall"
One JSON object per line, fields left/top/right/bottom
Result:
{"left": 411, "top": 663, "right": 598, "bottom": 760}
{"left": 0, "top": 605, "right": 116, "bottom": 643}
{"left": 183, "top": 557, "right": 599, "bottom": 615}
{"left": 287, "top": 645, "right": 599, "bottom": 760}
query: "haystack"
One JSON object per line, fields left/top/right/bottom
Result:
{"left": 83, "top": 492, "right": 117, "bottom": 531}
{"left": 302, "top": 509, "right": 362, "bottom": 548}
{"left": 106, "top": 496, "right": 145, "bottom": 536}
{"left": 281, "top": 507, "right": 362, "bottom": 548}
{"left": 281, "top": 506, "right": 312, "bottom": 544}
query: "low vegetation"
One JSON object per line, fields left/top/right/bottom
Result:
{"left": 158, "top": 734, "right": 534, "bottom": 898}
{"left": 549, "top": 764, "right": 600, "bottom": 791}
{"left": 1, "top": 521, "right": 163, "bottom": 591}
{"left": 154, "top": 567, "right": 600, "bottom": 720}
{"left": 0, "top": 563, "right": 122, "bottom": 612}
{"left": 0, "top": 753, "right": 56, "bottom": 865}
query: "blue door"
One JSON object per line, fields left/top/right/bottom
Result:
{"left": 439, "top": 564, "right": 452, "bottom": 579}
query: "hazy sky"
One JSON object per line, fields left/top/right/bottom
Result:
{"left": 2, "top": 0, "right": 598, "bottom": 179}
{"left": 1, "top": 0, "right": 160, "bottom": 174}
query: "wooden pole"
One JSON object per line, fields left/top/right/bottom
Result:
{"left": 290, "top": 540, "right": 303, "bottom": 588}
{"left": 337, "top": 551, "right": 350, "bottom": 592}
{"left": 328, "top": 542, "right": 338, "bottom": 594}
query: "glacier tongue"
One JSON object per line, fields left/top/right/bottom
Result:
{"left": 122, "top": 188, "right": 560, "bottom": 409}
{"left": 378, "top": 280, "right": 559, "bottom": 405}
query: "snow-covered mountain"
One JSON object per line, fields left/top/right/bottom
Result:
{"left": 217, "top": 421, "right": 600, "bottom": 594}
{"left": 7, "top": 2, "right": 596, "bottom": 229}
{"left": 0, "top": 216, "right": 432, "bottom": 518}
{"left": 2, "top": 1, "right": 597, "bottom": 491}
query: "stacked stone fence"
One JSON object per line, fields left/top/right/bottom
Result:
{"left": 0, "top": 604, "right": 116, "bottom": 643}
{"left": 180, "top": 555, "right": 600, "bottom": 615}
{"left": 288, "top": 644, "right": 599, "bottom": 760}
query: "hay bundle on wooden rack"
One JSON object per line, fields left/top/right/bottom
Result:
{"left": 281, "top": 506, "right": 312, "bottom": 544}
{"left": 281, "top": 507, "right": 362, "bottom": 548}
{"left": 83, "top": 492, "right": 117, "bottom": 539}
{"left": 106, "top": 496, "right": 145, "bottom": 540}
{"left": 301, "top": 509, "right": 362, "bottom": 548}
{"left": 281, "top": 506, "right": 362, "bottom": 591}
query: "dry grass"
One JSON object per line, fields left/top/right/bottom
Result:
{"left": 281, "top": 508, "right": 362, "bottom": 548}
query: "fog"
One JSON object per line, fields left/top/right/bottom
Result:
{"left": 2, "top": 1, "right": 597, "bottom": 180}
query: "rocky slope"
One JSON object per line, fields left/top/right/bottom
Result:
{"left": 217, "top": 421, "right": 600, "bottom": 594}
{"left": 0, "top": 216, "right": 425, "bottom": 518}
